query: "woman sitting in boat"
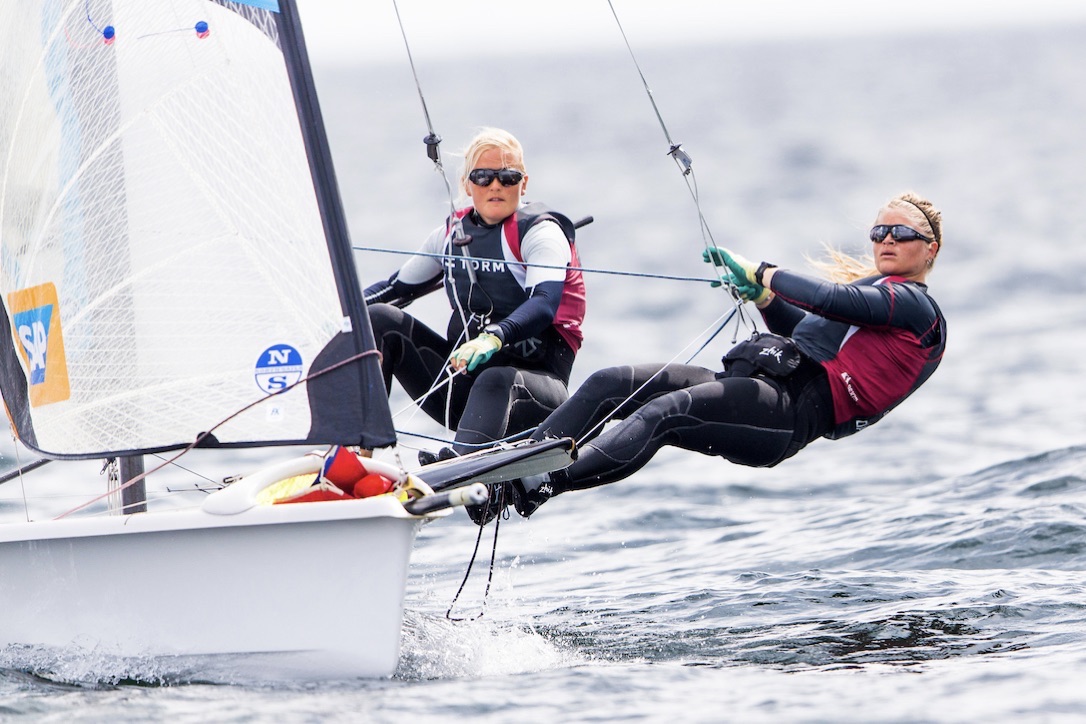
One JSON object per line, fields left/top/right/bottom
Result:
{"left": 473, "top": 192, "right": 946, "bottom": 523}
{"left": 364, "top": 127, "right": 586, "bottom": 515}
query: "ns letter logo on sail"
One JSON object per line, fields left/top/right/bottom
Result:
{"left": 254, "top": 344, "right": 304, "bottom": 395}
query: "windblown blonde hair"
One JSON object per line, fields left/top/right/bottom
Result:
{"left": 458, "top": 127, "right": 526, "bottom": 199}
{"left": 809, "top": 191, "right": 943, "bottom": 282}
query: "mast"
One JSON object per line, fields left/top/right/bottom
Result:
{"left": 274, "top": 1, "right": 396, "bottom": 449}
{"left": 119, "top": 457, "right": 146, "bottom": 514}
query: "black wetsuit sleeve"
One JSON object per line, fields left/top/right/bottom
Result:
{"left": 492, "top": 280, "right": 563, "bottom": 344}
{"left": 363, "top": 271, "right": 443, "bottom": 309}
{"left": 758, "top": 294, "right": 807, "bottom": 336}
{"left": 769, "top": 269, "right": 935, "bottom": 330}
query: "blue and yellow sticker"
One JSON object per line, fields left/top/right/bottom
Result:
{"left": 8, "top": 282, "right": 71, "bottom": 407}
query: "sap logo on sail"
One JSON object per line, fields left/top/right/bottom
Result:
{"left": 7, "top": 282, "right": 71, "bottom": 406}
{"left": 14, "top": 306, "right": 52, "bottom": 385}
{"left": 255, "top": 344, "right": 304, "bottom": 394}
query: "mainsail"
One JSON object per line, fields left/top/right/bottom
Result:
{"left": 0, "top": 0, "right": 395, "bottom": 458}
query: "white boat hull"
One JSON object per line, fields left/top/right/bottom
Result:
{"left": 0, "top": 496, "right": 437, "bottom": 680}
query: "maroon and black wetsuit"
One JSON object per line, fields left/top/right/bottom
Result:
{"left": 364, "top": 203, "right": 586, "bottom": 453}
{"left": 533, "top": 270, "right": 946, "bottom": 491}
{"left": 764, "top": 270, "right": 946, "bottom": 439}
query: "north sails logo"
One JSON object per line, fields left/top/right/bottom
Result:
{"left": 758, "top": 346, "right": 785, "bottom": 364}
{"left": 840, "top": 371, "right": 860, "bottom": 402}
{"left": 255, "top": 344, "right": 304, "bottom": 394}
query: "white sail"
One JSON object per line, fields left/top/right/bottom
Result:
{"left": 0, "top": 0, "right": 536, "bottom": 681}
{"left": 0, "top": 0, "right": 391, "bottom": 457}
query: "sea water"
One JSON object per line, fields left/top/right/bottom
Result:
{"left": 3, "top": 23, "right": 1086, "bottom": 723}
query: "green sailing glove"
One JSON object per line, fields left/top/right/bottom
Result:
{"left": 717, "top": 270, "right": 771, "bottom": 304}
{"left": 450, "top": 333, "right": 502, "bottom": 372}
{"left": 703, "top": 247, "right": 772, "bottom": 304}
{"left": 703, "top": 246, "right": 759, "bottom": 284}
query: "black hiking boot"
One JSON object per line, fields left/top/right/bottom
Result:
{"left": 417, "top": 446, "right": 458, "bottom": 467}
{"left": 466, "top": 481, "right": 512, "bottom": 525}
{"left": 510, "top": 473, "right": 555, "bottom": 518}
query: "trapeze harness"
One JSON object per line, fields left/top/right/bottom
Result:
{"left": 363, "top": 202, "right": 587, "bottom": 449}
{"left": 443, "top": 202, "right": 586, "bottom": 382}
{"left": 534, "top": 271, "right": 946, "bottom": 491}
{"left": 763, "top": 270, "right": 946, "bottom": 438}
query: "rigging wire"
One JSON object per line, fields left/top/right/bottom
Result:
{"left": 390, "top": 0, "right": 461, "bottom": 235}
{"left": 604, "top": 0, "right": 741, "bottom": 297}
{"left": 390, "top": 0, "right": 476, "bottom": 268}
{"left": 10, "top": 434, "right": 33, "bottom": 521}
{"left": 387, "top": 1, "right": 514, "bottom": 611}
{"left": 573, "top": 306, "right": 740, "bottom": 448}
{"left": 391, "top": 366, "right": 464, "bottom": 421}
{"left": 11, "top": 7, "right": 768, "bottom": 538}
{"left": 376, "top": 2, "right": 767, "bottom": 454}
{"left": 0, "top": 456, "right": 50, "bottom": 488}
{"left": 605, "top": 0, "right": 690, "bottom": 177}
{"left": 395, "top": 426, "right": 532, "bottom": 450}
{"left": 52, "top": 349, "right": 383, "bottom": 520}
{"left": 352, "top": 244, "right": 716, "bottom": 285}
{"left": 147, "top": 452, "right": 221, "bottom": 489}
{"left": 391, "top": 0, "right": 494, "bottom": 431}
{"left": 394, "top": 306, "right": 743, "bottom": 454}
{"left": 487, "top": 1, "right": 762, "bottom": 450}
{"left": 388, "top": 365, "right": 474, "bottom": 447}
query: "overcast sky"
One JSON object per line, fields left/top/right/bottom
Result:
{"left": 295, "top": 0, "right": 1086, "bottom": 65}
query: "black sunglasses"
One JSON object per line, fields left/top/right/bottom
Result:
{"left": 869, "top": 225, "right": 933, "bottom": 243}
{"left": 468, "top": 168, "right": 524, "bottom": 187}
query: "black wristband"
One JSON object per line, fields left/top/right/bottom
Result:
{"left": 483, "top": 323, "right": 505, "bottom": 344}
{"left": 755, "top": 262, "right": 777, "bottom": 287}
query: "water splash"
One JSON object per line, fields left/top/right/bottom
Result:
{"left": 396, "top": 610, "right": 585, "bottom": 680}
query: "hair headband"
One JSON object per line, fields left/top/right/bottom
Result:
{"left": 903, "top": 198, "right": 939, "bottom": 244}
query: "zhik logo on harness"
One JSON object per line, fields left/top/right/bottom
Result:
{"left": 758, "top": 346, "right": 785, "bottom": 364}
{"left": 8, "top": 282, "right": 71, "bottom": 407}
{"left": 722, "top": 333, "right": 800, "bottom": 378}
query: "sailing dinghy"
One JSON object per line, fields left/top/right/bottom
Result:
{"left": 0, "top": 0, "right": 572, "bottom": 679}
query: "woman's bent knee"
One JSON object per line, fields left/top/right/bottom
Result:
{"left": 580, "top": 366, "right": 630, "bottom": 396}
{"left": 367, "top": 303, "right": 404, "bottom": 335}
{"left": 472, "top": 366, "right": 519, "bottom": 391}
